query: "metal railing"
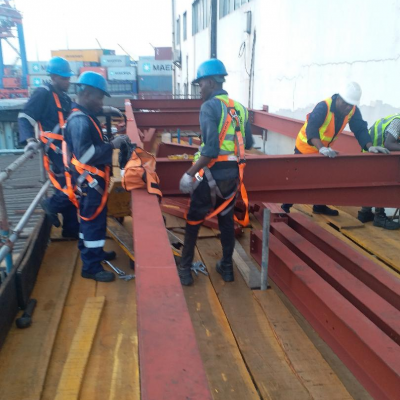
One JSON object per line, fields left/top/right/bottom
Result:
{"left": 0, "top": 144, "right": 49, "bottom": 275}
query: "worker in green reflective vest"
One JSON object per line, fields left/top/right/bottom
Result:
{"left": 178, "top": 59, "right": 254, "bottom": 286}
{"left": 358, "top": 115, "right": 400, "bottom": 230}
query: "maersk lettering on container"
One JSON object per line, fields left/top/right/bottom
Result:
{"left": 101, "top": 55, "right": 131, "bottom": 67}
{"left": 138, "top": 59, "right": 173, "bottom": 76}
{"left": 107, "top": 67, "right": 137, "bottom": 81}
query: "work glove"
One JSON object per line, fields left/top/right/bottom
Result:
{"left": 368, "top": 146, "right": 390, "bottom": 154}
{"left": 179, "top": 173, "right": 194, "bottom": 194}
{"left": 102, "top": 106, "right": 123, "bottom": 118}
{"left": 111, "top": 134, "right": 130, "bottom": 149}
{"left": 319, "top": 146, "right": 338, "bottom": 158}
{"left": 24, "top": 138, "right": 39, "bottom": 155}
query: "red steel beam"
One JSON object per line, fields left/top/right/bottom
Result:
{"left": 155, "top": 153, "right": 400, "bottom": 208}
{"left": 130, "top": 98, "right": 202, "bottom": 110}
{"left": 249, "top": 110, "right": 361, "bottom": 153}
{"left": 270, "top": 222, "right": 400, "bottom": 344}
{"left": 133, "top": 110, "right": 200, "bottom": 131}
{"left": 126, "top": 103, "right": 212, "bottom": 400}
{"left": 250, "top": 230, "right": 400, "bottom": 400}
{"left": 125, "top": 98, "right": 143, "bottom": 146}
{"left": 156, "top": 142, "right": 198, "bottom": 157}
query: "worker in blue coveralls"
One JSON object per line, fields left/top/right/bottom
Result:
{"left": 178, "top": 59, "right": 254, "bottom": 286}
{"left": 18, "top": 57, "right": 80, "bottom": 238}
{"left": 64, "top": 72, "right": 129, "bottom": 282}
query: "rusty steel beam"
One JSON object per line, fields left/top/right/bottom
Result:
{"left": 130, "top": 98, "right": 202, "bottom": 110}
{"left": 249, "top": 109, "right": 361, "bottom": 153}
{"left": 156, "top": 142, "right": 198, "bottom": 157}
{"left": 155, "top": 153, "right": 400, "bottom": 208}
{"left": 250, "top": 229, "right": 400, "bottom": 400}
{"left": 133, "top": 110, "right": 200, "bottom": 131}
{"left": 125, "top": 98, "right": 143, "bottom": 146}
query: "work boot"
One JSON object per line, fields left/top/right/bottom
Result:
{"left": 373, "top": 214, "right": 399, "bottom": 230}
{"left": 357, "top": 210, "right": 375, "bottom": 223}
{"left": 41, "top": 199, "right": 61, "bottom": 228}
{"left": 312, "top": 205, "right": 339, "bottom": 216}
{"left": 81, "top": 270, "right": 115, "bottom": 282}
{"left": 178, "top": 266, "right": 194, "bottom": 286}
{"left": 216, "top": 261, "right": 234, "bottom": 282}
{"left": 281, "top": 204, "right": 291, "bottom": 213}
{"left": 103, "top": 251, "right": 117, "bottom": 261}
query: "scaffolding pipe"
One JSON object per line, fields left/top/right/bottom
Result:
{"left": 0, "top": 180, "right": 50, "bottom": 270}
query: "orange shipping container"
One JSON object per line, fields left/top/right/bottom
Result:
{"left": 3, "top": 77, "right": 20, "bottom": 88}
{"left": 51, "top": 49, "right": 103, "bottom": 63}
{"left": 79, "top": 67, "right": 107, "bottom": 79}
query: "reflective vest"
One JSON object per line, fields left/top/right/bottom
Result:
{"left": 369, "top": 114, "right": 400, "bottom": 146}
{"left": 65, "top": 109, "right": 111, "bottom": 222}
{"left": 295, "top": 97, "right": 356, "bottom": 154}
{"left": 188, "top": 95, "right": 249, "bottom": 227}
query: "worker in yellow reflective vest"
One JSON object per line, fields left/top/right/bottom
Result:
{"left": 357, "top": 114, "right": 400, "bottom": 230}
{"left": 178, "top": 59, "right": 254, "bottom": 286}
{"left": 281, "top": 82, "right": 389, "bottom": 216}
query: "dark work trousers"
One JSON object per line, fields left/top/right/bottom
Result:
{"left": 180, "top": 175, "right": 238, "bottom": 271}
{"left": 78, "top": 179, "right": 108, "bottom": 274}
{"left": 46, "top": 175, "right": 79, "bottom": 235}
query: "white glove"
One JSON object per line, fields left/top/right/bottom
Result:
{"left": 319, "top": 146, "right": 338, "bottom": 158}
{"left": 111, "top": 134, "right": 130, "bottom": 149}
{"left": 102, "top": 106, "right": 123, "bottom": 118}
{"left": 24, "top": 138, "right": 39, "bottom": 154}
{"left": 368, "top": 146, "right": 390, "bottom": 154}
{"left": 179, "top": 173, "right": 194, "bottom": 194}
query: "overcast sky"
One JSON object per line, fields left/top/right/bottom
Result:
{"left": 7, "top": 0, "right": 172, "bottom": 63}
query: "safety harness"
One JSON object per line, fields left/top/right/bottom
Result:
{"left": 66, "top": 108, "right": 110, "bottom": 221}
{"left": 187, "top": 98, "right": 249, "bottom": 227}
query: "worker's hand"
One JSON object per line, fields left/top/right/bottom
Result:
{"left": 179, "top": 173, "right": 194, "bottom": 194}
{"left": 102, "top": 106, "right": 123, "bottom": 118}
{"left": 368, "top": 146, "right": 390, "bottom": 154}
{"left": 111, "top": 134, "right": 130, "bottom": 149}
{"left": 24, "top": 138, "right": 39, "bottom": 155}
{"left": 319, "top": 146, "right": 338, "bottom": 158}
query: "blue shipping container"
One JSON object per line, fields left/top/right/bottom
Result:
{"left": 137, "top": 75, "right": 172, "bottom": 92}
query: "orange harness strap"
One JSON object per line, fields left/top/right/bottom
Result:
{"left": 187, "top": 98, "right": 249, "bottom": 227}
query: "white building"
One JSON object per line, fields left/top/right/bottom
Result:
{"left": 172, "top": 0, "right": 400, "bottom": 153}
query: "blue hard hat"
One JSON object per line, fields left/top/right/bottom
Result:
{"left": 77, "top": 71, "right": 110, "bottom": 97}
{"left": 47, "top": 57, "right": 74, "bottom": 77}
{"left": 192, "top": 58, "right": 228, "bottom": 84}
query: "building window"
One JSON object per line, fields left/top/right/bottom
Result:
{"left": 221, "top": 0, "right": 251, "bottom": 18}
{"left": 183, "top": 12, "right": 187, "bottom": 41}
{"left": 176, "top": 16, "right": 181, "bottom": 46}
{"left": 192, "top": 0, "right": 209, "bottom": 35}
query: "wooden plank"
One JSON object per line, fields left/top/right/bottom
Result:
{"left": 107, "top": 217, "right": 135, "bottom": 261}
{"left": 197, "top": 238, "right": 313, "bottom": 400}
{"left": 80, "top": 240, "right": 140, "bottom": 400}
{"left": 182, "top": 249, "right": 260, "bottom": 400}
{"left": 253, "top": 290, "right": 353, "bottom": 400}
{"left": 55, "top": 296, "right": 105, "bottom": 400}
{"left": 232, "top": 241, "right": 261, "bottom": 289}
{"left": 107, "top": 178, "right": 131, "bottom": 218}
{"left": 0, "top": 241, "right": 79, "bottom": 400}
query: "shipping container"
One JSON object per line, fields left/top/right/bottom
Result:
{"left": 138, "top": 59, "right": 173, "bottom": 76}
{"left": 107, "top": 67, "right": 137, "bottom": 81}
{"left": 29, "top": 75, "right": 51, "bottom": 87}
{"left": 101, "top": 55, "right": 131, "bottom": 68}
{"left": 79, "top": 67, "right": 107, "bottom": 79}
{"left": 3, "top": 77, "right": 21, "bottom": 88}
{"left": 69, "top": 61, "right": 84, "bottom": 75}
{"left": 28, "top": 61, "right": 48, "bottom": 75}
{"left": 107, "top": 80, "right": 138, "bottom": 94}
{"left": 51, "top": 49, "right": 104, "bottom": 63}
{"left": 137, "top": 75, "right": 172, "bottom": 92}
{"left": 154, "top": 47, "right": 173, "bottom": 61}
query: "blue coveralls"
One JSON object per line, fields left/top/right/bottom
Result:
{"left": 18, "top": 83, "right": 79, "bottom": 236}
{"left": 64, "top": 103, "right": 113, "bottom": 274}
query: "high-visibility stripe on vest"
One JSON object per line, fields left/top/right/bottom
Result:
{"left": 193, "top": 94, "right": 247, "bottom": 162}
{"left": 187, "top": 96, "right": 249, "bottom": 227}
{"left": 369, "top": 114, "right": 400, "bottom": 146}
{"left": 295, "top": 97, "right": 356, "bottom": 154}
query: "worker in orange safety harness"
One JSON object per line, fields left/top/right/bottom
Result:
{"left": 178, "top": 59, "right": 254, "bottom": 286}
{"left": 64, "top": 72, "right": 130, "bottom": 282}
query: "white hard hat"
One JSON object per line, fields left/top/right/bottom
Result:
{"left": 339, "top": 82, "right": 362, "bottom": 106}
